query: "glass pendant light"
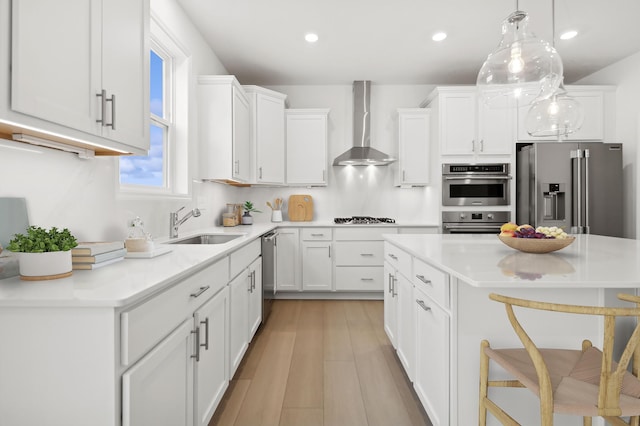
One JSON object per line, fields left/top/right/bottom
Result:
{"left": 526, "top": 0, "right": 583, "bottom": 137}
{"left": 477, "top": 9, "right": 563, "bottom": 109}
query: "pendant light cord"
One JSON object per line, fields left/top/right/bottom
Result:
{"left": 552, "top": 0, "right": 556, "bottom": 47}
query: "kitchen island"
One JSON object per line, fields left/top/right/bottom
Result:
{"left": 383, "top": 233, "right": 640, "bottom": 426}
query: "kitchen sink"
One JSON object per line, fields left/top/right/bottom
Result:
{"left": 167, "top": 233, "right": 245, "bottom": 245}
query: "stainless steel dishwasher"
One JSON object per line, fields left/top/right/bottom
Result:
{"left": 261, "top": 231, "right": 278, "bottom": 322}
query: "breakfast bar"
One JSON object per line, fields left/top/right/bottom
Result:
{"left": 383, "top": 233, "right": 640, "bottom": 426}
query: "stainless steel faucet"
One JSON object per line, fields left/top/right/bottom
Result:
{"left": 169, "top": 206, "right": 201, "bottom": 238}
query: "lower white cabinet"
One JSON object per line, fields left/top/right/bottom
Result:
{"left": 383, "top": 260, "right": 398, "bottom": 348}
{"left": 275, "top": 228, "right": 301, "bottom": 291}
{"left": 229, "top": 271, "right": 249, "bottom": 377}
{"left": 122, "top": 319, "right": 194, "bottom": 426}
{"left": 248, "top": 257, "right": 263, "bottom": 339}
{"left": 194, "top": 286, "right": 229, "bottom": 426}
{"left": 301, "top": 241, "right": 332, "bottom": 291}
{"left": 395, "top": 272, "right": 415, "bottom": 381}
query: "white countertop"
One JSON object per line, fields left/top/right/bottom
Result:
{"left": 383, "top": 234, "right": 640, "bottom": 288}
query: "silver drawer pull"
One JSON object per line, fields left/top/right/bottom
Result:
{"left": 360, "top": 278, "right": 374, "bottom": 281}
{"left": 191, "top": 326, "right": 200, "bottom": 362}
{"left": 311, "top": 233, "right": 325, "bottom": 237}
{"left": 388, "top": 254, "right": 398, "bottom": 260}
{"left": 190, "top": 286, "right": 210, "bottom": 298}
{"left": 360, "top": 253, "right": 374, "bottom": 256}
{"left": 200, "top": 318, "right": 209, "bottom": 350}
{"left": 416, "top": 299, "right": 431, "bottom": 311}
{"left": 415, "top": 275, "right": 432, "bottom": 285}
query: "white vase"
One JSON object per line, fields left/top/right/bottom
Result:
{"left": 271, "top": 210, "right": 283, "bottom": 222}
{"left": 18, "top": 251, "right": 72, "bottom": 280}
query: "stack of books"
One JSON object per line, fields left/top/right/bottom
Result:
{"left": 72, "top": 241, "right": 126, "bottom": 270}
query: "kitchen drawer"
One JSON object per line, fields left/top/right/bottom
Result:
{"left": 301, "top": 228, "right": 333, "bottom": 241}
{"left": 333, "top": 227, "right": 398, "bottom": 241}
{"left": 384, "top": 242, "right": 412, "bottom": 276}
{"left": 334, "top": 241, "right": 384, "bottom": 266}
{"left": 413, "top": 258, "right": 449, "bottom": 309}
{"left": 335, "top": 266, "right": 383, "bottom": 291}
{"left": 229, "top": 239, "right": 261, "bottom": 279}
{"left": 120, "top": 257, "right": 230, "bottom": 366}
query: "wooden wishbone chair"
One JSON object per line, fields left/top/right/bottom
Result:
{"left": 479, "top": 293, "right": 640, "bottom": 426}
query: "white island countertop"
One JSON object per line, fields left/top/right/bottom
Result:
{"left": 384, "top": 233, "right": 640, "bottom": 288}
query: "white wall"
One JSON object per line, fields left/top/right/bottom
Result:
{"left": 0, "top": 0, "right": 233, "bottom": 242}
{"left": 577, "top": 51, "right": 640, "bottom": 238}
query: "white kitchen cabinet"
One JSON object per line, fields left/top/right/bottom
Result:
{"left": 276, "top": 228, "right": 301, "bottom": 291}
{"left": 6, "top": 0, "right": 149, "bottom": 153}
{"left": 229, "top": 268, "right": 250, "bottom": 377}
{"left": 248, "top": 257, "right": 263, "bottom": 339}
{"left": 396, "top": 272, "right": 415, "bottom": 381}
{"left": 516, "top": 85, "right": 616, "bottom": 142}
{"left": 414, "top": 284, "right": 450, "bottom": 426}
{"left": 198, "top": 76, "right": 252, "bottom": 183}
{"left": 423, "top": 87, "right": 513, "bottom": 158}
{"left": 286, "top": 109, "right": 330, "bottom": 186}
{"left": 194, "top": 286, "right": 229, "bottom": 426}
{"left": 301, "top": 241, "right": 332, "bottom": 291}
{"left": 383, "top": 260, "right": 398, "bottom": 348}
{"left": 245, "top": 86, "right": 287, "bottom": 185}
{"left": 395, "top": 108, "right": 431, "bottom": 186}
{"left": 123, "top": 319, "right": 194, "bottom": 426}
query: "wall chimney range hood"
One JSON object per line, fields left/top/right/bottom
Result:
{"left": 333, "top": 80, "right": 396, "bottom": 166}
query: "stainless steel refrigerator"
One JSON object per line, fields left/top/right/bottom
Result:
{"left": 516, "top": 142, "right": 623, "bottom": 237}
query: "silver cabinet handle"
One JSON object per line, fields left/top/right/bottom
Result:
{"left": 403, "top": 170, "right": 406, "bottom": 181}
{"left": 311, "top": 233, "right": 324, "bottom": 237}
{"left": 415, "top": 274, "right": 432, "bottom": 285}
{"left": 392, "top": 276, "right": 397, "bottom": 297}
{"left": 248, "top": 271, "right": 253, "bottom": 292}
{"left": 471, "top": 140, "right": 475, "bottom": 152}
{"left": 388, "top": 273, "right": 393, "bottom": 293}
{"left": 234, "top": 160, "right": 239, "bottom": 174}
{"left": 416, "top": 299, "right": 431, "bottom": 311}
{"left": 328, "top": 246, "right": 331, "bottom": 258}
{"left": 190, "top": 286, "right": 210, "bottom": 298}
{"left": 252, "top": 270, "right": 256, "bottom": 290}
{"left": 480, "top": 139, "right": 484, "bottom": 152}
{"left": 191, "top": 326, "right": 200, "bottom": 362}
{"left": 360, "top": 278, "right": 374, "bottom": 281}
{"left": 259, "top": 167, "right": 262, "bottom": 179}
{"left": 96, "top": 90, "right": 106, "bottom": 125}
{"left": 388, "top": 254, "right": 398, "bottom": 260}
{"left": 200, "top": 318, "right": 209, "bottom": 350}
{"left": 106, "top": 93, "right": 116, "bottom": 129}
{"left": 360, "top": 253, "right": 374, "bottom": 257}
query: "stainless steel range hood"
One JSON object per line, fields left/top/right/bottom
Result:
{"left": 333, "top": 81, "right": 396, "bottom": 166}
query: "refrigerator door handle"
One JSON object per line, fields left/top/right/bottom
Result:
{"left": 584, "top": 149, "right": 590, "bottom": 234}
{"left": 570, "top": 149, "right": 582, "bottom": 234}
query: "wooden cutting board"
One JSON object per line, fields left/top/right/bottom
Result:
{"left": 288, "top": 195, "right": 313, "bottom": 221}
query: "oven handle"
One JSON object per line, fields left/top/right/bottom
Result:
{"left": 443, "top": 175, "right": 512, "bottom": 181}
{"left": 443, "top": 224, "right": 502, "bottom": 231}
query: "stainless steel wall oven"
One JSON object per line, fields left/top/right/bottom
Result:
{"left": 442, "top": 163, "right": 511, "bottom": 206}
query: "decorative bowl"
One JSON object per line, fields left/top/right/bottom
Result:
{"left": 498, "top": 236, "right": 575, "bottom": 254}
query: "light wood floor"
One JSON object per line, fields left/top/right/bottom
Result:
{"left": 209, "top": 299, "right": 432, "bottom": 426}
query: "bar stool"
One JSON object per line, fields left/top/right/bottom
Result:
{"left": 479, "top": 293, "right": 640, "bottom": 426}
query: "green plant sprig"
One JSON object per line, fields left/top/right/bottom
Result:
{"left": 243, "top": 201, "right": 261, "bottom": 214}
{"left": 7, "top": 226, "right": 78, "bottom": 253}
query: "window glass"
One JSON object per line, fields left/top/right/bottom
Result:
{"left": 150, "top": 50, "right": 164, "bottom": 118}
{"left": 120, "top": 123, "right": 166, "bottom": 187}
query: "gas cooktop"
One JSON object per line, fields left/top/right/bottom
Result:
{"left": 333, "top": 216, "right": 396, "bottom": 225}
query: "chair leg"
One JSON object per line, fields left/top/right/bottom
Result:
{"left": 479, "top": 340, "right": 490, "bottom": 426}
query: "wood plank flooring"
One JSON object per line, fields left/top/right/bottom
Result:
{"left": 210, "top": 300, "right": 432, "bottom": 426}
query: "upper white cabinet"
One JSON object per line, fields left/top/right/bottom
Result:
{"left": 198, "top": 76, "right": 251, "bottom": 183}
{"left": 286, "top": 109, "right": 330, "bottom": 186}
{"left": 423, "top": 87, "right": 514, "bottom": 158}
{"left": 516, "top": 85, "right": 616, "bottom": 142}
{"left": 244, "top": 86, "right": 287, "bottom": 185}
{"left": 395, "top": 108, "right": 431, "bottom": 186}
{"left": 4, "top": 0, "right": 149, "bottom": 154}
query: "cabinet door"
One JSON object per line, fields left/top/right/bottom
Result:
{"left": 276, "top": 228, "right": 301, "bottom": 291}
{"left": 11, "top": 0, "right": 100, "bottom": 135}
{"left": 122, "top": 319, "right": 194, "bottom": 426}
{"left": 255, "top": 93, "right": 285, "bottom": 184}
{"left": 286, "top": 110, "right": 329, "bottom": 185}
{"left": 101, "top": 0, "right": 149, "bottom": 150}
{"left": 383, "top": 261, "right": 398, "bottom": 348}
{"left": 397, "top": 109, "right": 430, "bottom": 186}
{"left": 477, "top": 100, "right": 513, "bottom": 155}
{"left": 439, "top": 93, "right": 476, "bottom": 156}
{"left": 248, "top": 257, "right": 263, "bottom": 339}
{"left": 233, "top": 86, "right": 251, "bottom": 182}
{"left": 396, "top": 272, "right": 415, "bottom": 381}
{"left": 301, "top": 241, "right": 332, "bottom": 291}
{"left": 229, "top": 272, "right": 249, "bottom": 377}
{"left": 194, "top": 288, "right": 229, "bottom": 426}
{"left": 414, "top": 290, "right": 449, "bottom": 426}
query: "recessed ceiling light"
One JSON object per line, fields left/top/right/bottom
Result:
{"left": 560, "top": 30, "right": 578, "bottom": 40}
{"left": 432, "top": 32, "right": 447, "bottom": 42}
{"left": 305, "top": 33, "right": 319, "bottom": 43}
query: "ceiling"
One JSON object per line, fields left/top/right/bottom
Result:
{"left": 176, "top": 0, "right": 640, "bottom": 86}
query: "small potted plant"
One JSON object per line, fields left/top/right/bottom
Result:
{"left": 7, "top": 226, "right": 78, "bottom": 280}
{"left": 241, "top": 201, "right": 261, "bottom": 225}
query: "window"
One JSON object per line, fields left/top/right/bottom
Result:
{"left": 119, "top": 17, "right": 190, "bottom": 196}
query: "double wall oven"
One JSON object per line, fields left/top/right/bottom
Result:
{"left": 441, "top": 163, "right": 512, "bottom": 234}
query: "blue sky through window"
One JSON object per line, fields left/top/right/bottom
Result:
{"left": 119, "top": 50, "right": 165, "bottom": 187}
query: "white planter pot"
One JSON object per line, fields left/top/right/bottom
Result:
{"left": 18, "top": 251, "right": 72, "bottom": 280}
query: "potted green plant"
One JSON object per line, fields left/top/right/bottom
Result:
{"left": 241, "top": 201, "right": 261, "bottom": 225}
{"left": 7, "top": 226, "right": 78, "bottom": 280}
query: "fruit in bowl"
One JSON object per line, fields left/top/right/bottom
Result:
{"left": 497, "top": 222, "right": 575, "bottom": 253}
